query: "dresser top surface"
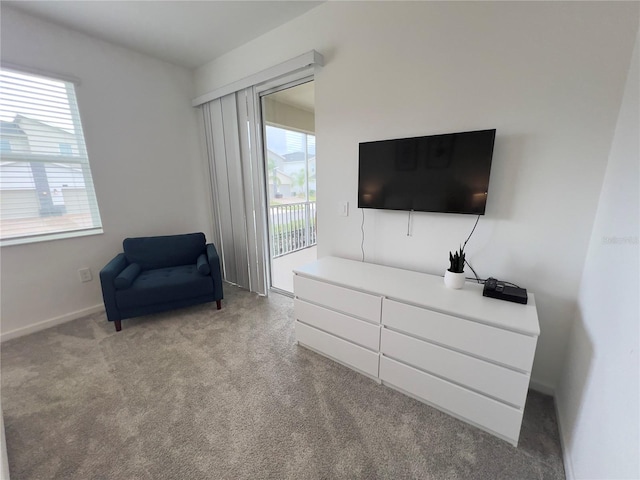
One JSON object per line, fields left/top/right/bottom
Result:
{"left": 294, "top": 256, "right": 540, "bottom": 336}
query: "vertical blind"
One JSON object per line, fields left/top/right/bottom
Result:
{"left": 202, "top": 89, "right": 268, "bottom": 295}
{"left": 0, "top": 67, "right": 102, "bottom": 245}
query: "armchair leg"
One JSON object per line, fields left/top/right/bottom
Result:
{"left": 114, "top": 320, "right": 122, "bottom": 332}
{"left": 216, "top": 300, "right": 221, "bottom": 310}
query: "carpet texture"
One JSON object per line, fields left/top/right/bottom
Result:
{"left": 1, "top": 285, "right": 565, "bottom": 479}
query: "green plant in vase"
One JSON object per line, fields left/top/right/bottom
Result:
{"left": 445, "top": 245, "right": 466, "bottom": 289}
{"left": 448, "top": 246, "right": 465, "bottom": 274}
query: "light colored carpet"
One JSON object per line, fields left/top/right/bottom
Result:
{"left": 1, "top": 285, "right": 565, "bottom": 479}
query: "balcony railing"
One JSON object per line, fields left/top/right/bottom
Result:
{"left": 269, "top": 201, "right": 316, "bottom": 258}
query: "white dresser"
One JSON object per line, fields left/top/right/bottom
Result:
{"left": 293, "top": 256, "right": 540, "bottom": 446}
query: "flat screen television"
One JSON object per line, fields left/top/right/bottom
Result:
{"left": 358, "top": 129, "right": 496, "bottom": 215}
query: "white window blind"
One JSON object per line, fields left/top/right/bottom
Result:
{"left": 0, "top": 67, "right": 102, "bottom": 245}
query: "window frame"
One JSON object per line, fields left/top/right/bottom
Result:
{"left": 0, "top": 65, "right": 103, "bottom": 247}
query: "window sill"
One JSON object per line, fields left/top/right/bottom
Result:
{"left": 0, "top": 227, "right": 104, "bottom": 247}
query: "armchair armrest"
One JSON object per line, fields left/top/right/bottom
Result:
{"left": 100, "top": 253, "right": 128, "bottom": 282}
{"left": 206, "top": 243, "right": 223, "bottom": 301}
{"left": 99, "top": 253, "right": 128, "bottom": 321}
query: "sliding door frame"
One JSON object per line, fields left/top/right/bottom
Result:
{"left": 254, "top": 73, "right": 316, "bottom": 296}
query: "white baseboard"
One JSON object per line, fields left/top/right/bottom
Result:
{"left": 554, "top": 398, "right": 575, "bottom": 480}
{"left": 529, "top": 379, "right": 555, "bottom": 396}
{"left": 0, "top": 304, "right": 104, "bottom": 342}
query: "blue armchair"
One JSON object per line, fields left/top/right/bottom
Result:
{"left": 99, "top": 232, "right": 223, "bottom": 331}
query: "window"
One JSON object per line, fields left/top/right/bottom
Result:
{"left": 0, "top": 67, "right": 102, "bottom": 245}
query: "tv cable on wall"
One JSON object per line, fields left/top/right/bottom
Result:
{"left": 463, "top": 215, "right": 481, "bottom": 283}
{"left": 361, "top": 208, "right": 365, "bottom": 262}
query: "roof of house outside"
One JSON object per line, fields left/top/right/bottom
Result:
{"left": 0, "top": 120, "right": 26, "bottom": 136}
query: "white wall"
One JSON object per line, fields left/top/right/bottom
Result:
{"left": 0, "top": 7, "right": 210, "bottom": 338}
{"left": 556, "top": 32, "right": 639, "bottom": 480}
{"left": 195, "top": 2, "right": 639, "bottom": 390}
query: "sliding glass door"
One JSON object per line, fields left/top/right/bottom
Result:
{"left": 261, "top": 80, "right": 316, "bottom": 293}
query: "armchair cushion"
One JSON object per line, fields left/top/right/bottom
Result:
{"left": 115, "top": 265, "right": 212, "bottom": 309}
{"left": 196, "top": 254, "right": 210, "bottom": 275}
{"left": 114, "top": 263, "right": 141, "bottom": 290}
{"left": 123, "top": 232, "right": 206, "bottom": 270}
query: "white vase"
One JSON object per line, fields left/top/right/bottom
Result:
{"left": 444, "top": 270, "right": 465, "bottom": 289}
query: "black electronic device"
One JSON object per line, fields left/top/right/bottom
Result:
{"left": 358, "top": 129, "right": 496, "bottom": 215}
{"left": 483, "top": 277, "right": 528, "bottom": 304}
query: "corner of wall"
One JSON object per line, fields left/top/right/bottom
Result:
{"left": 554, "top": 398, "right": 576, "bottom": 480}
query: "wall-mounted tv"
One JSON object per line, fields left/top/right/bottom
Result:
{"left": 358, "top": 129, "right": 496, "bottom": 215}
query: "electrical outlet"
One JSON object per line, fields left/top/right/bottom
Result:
{"left": 78, "top": 268, "right": 92, "bottom": 283}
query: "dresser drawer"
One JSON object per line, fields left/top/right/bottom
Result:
{"left": 382, "top": 299, "right": 536, "bottom": 372}
{"left": 295, "top": 322, "right": 380, "bottom": 378}
{"left": 379, "top": 356, "right": 523, "bottom": 445}
{"left": 295, "top": 299, "right": 381, "bottom": 351}
{"left": 294, "top": 275, "right": 382, "bottom": 323}
{"left": 380, "top": 329, "right": 530, "bottom": 407}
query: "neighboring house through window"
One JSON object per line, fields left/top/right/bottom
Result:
{"left": 58, "top": 143, "right": 73, "bottom": 155}
{"left": 265, "top": 125, "right": 316, "bottom": 201}
{"left": 0, "top": 67, "right": 103, "bottom": 245}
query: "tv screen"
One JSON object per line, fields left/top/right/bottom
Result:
{"left": 358, "top": 129, "right": 496, "bottom": 215}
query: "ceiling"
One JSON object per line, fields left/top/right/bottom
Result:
{"left": 4, "top": 1, "right": 323, "bottom": 69}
